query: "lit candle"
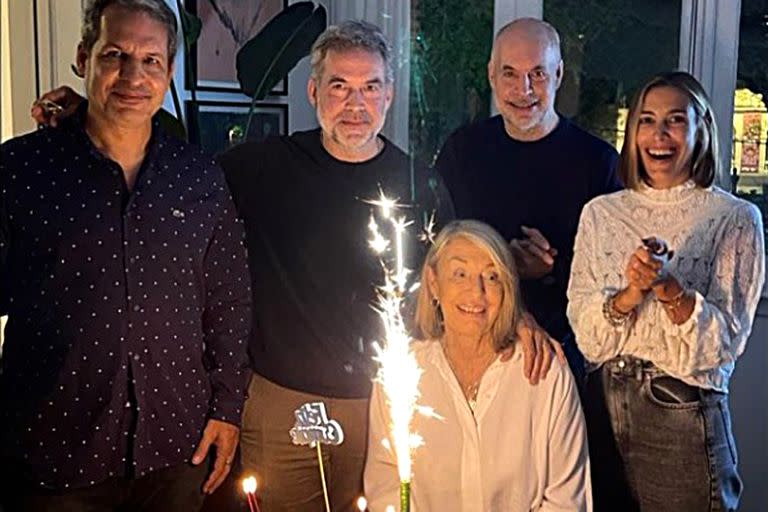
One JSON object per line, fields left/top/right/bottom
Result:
{"left": 242, "top": 476, "right": 261, "bottom": 512}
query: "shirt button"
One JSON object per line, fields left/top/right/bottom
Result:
{"left": 133, "top": 354, "right": 140, "bottom": 362}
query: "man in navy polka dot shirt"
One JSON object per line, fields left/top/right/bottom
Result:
{"left": 0, "top": 1, "right": 251, "bottom": 510}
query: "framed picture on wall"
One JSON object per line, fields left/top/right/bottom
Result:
{"left": 186, "top": 101, "right": 288, "bottom": 155}
{"left": 186, "top": 0, "right": 288, "bottom": 94}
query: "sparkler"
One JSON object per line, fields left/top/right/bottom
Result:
{"left": 366, "top": 189, "right": 439, "bottom": 511}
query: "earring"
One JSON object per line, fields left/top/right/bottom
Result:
{"left": 432, "top": 296, "right": 440, "bottom": 308}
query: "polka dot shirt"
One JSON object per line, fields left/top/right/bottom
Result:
{"left": 0, "top": 105, "right": 252, "bottom": 491}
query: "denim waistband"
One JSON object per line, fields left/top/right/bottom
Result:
{"left": 602, "top": 355, "right": 664, "bottom": 380}
{"left": 598, "top": 356, "right": 725, "bottom": 403}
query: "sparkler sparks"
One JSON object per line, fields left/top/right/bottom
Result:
{"left": 366, "top": 190, "right": 439, "bottom": 511}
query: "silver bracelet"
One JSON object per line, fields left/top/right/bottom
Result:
{"left": 602, "top": 294, "right": 633, "bottom": 327}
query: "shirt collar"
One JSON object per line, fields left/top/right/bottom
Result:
{"left": 64, "top": 100, "right": 166, "bottom": 164}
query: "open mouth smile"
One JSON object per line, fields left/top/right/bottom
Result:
{"left": 457, "top": 304, "right": 486, "bottom": 315}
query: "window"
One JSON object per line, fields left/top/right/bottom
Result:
{"left": 543, "top": 0, "right": 682, "bottom": 151}
{"left": 732, "top": 0, "right": 768, "bottom": 253}
{"left": 409, "top": 0, "right": 494, "bottom": 167}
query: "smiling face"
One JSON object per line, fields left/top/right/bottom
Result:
{"left": 636, "top": 85, "right": 698, "bottom": 188}
{"left": 488, "top": 28, "right": 562, "bottom": 141}
{"left": 426, "top": 237, "right": 504, "bottom": 342}
{"left": 308, "top": 48, "right": 393, "bottom": 162}
{"left": 76, "top": 5, "right": 173, "bottom": 130}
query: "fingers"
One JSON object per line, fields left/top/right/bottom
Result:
{"left": 633, "top": 246, "right": 662, "bottom": 268}
{"left": 519, "top": 239, "right": 555, "bottom": 266}
{"left": 31, "top": 86, "right": 81, "bottom": 127}
{"left": 198, "top": 420, "right": 240, "bottom": 494}
{"left": 191, "top": 427, "right": 214, "bottom": 466}
{"left": 528, "top": 331, "right": 546, "bottom": 385}
{"left": 553, "top": 339, "right": 567, "bottom": 365}
{"left": 626, "top": 251, "right": 662, "bottom": 290}
{"left": 202, "top": 445, "right": 234, "bottom": 494}
{"left": 519, "top": 325, "right": 535, "bottom": 380}
{"left": 521, "top": 226, "right": 551, "bottom": 253}
{"left": 631, "top": 255, "right": 659, "bottom": 281}
{"left": 538, "top": 333, "right": 554, "bottom": 380}
{"left": 499, "top": 343, "right": 515, "bottom": 362}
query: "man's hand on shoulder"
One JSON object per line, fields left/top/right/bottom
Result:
{"left": 510, "top": 225, "right": 558, "bottom": 280}
{"left": 31, "top": 86, "right": 83, "bottom": 127}
{"left": 500, "top": 312, "right": 566, "bottom": 385}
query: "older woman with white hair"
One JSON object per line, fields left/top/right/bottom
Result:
{"left": 364, "top": 220, "right": 591, "bottom": 511}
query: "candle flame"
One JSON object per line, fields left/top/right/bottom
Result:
{"left": 242, "top": 476, "right": 257, "bottom": 494}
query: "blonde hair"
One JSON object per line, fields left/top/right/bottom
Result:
{"left": 414, "top": 220, "right": 523, "bottom": 351}
{"left": 619, "top": 71, "right": 718, "bottom": 189}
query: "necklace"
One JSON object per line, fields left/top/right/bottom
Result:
{"left": 443, "top": 345, "right": 497, "bottom": 407}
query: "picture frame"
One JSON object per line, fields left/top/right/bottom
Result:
{"left": 186, "top": 101, "right": 288, "bottom": 155}
{"left": 186, "top": 0, "right": 289, "bottom": 95}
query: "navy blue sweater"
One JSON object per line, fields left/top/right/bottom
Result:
{"left": 435, "top": 115, "right": 620, "bottom": 346}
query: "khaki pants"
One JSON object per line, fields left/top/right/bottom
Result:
{"left": 240, "top": 372, "right": 369, "bottom": 512}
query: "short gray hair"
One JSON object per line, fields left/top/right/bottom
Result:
{"left": 415, "top": 220, "right": 524, "bottom": 352}
{"left": 81, "top": 0, "right": 178, "bottom": 60}
{"left": 310, "top": 20, "right": 393, "bottom": 83}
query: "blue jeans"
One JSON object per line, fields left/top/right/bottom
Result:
{"left": 584, "top": 356, "right": 742, "bottom": 512}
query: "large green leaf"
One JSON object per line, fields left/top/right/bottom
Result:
{"left": 236, "top": 1, "right": 327, "bottom": 100}
{"left": 176, "top": 0, "right": 202, "bottom": 52}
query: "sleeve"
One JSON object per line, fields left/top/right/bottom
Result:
{"left": 201, "top": 175, "right": 252, "bottom": 426}
{"left": 539, "top": 367, "right": 592, "bottom": 512}
{"left": 566, "top": 202, "right": 631, "bottom": 363}
{"left": 217, "top": 144, "right": 253, "bottom": 215}
{"left": 432, "top": 132, "right": 461, "bottom": 219}
{"left": 649, "top": 202, "right": 765, "bottom": 383}
{"left": 600, "top": 148, "right": 622, "bottom": 194}
{"left": 364, "top": 382, "right": 401, "bottom": 512}
{"left": 0, "top": 145, "right": 10, "bottom": 316}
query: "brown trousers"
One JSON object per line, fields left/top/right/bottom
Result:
{"left": 240, "top": 372, "right": 369, "bottom": 512}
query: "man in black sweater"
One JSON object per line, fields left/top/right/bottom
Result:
{"left": 219, "top": 21, "right": 454, "bottom": 511}
{"left": 436, "top": 18, "right": 621, "bottom": 385}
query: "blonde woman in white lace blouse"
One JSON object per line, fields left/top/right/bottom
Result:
{"left": 567, "top": 72, "right": 765, "bottom": 512}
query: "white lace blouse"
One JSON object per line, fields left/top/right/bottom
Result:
{"left": 567, "top": 181, "right": 765, "bottom": 392}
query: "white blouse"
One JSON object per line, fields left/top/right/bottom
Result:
{"left": 364, "top": 340, "right": 591, "bottom": 512}
{"left": 567, "top": 181, "right": 765, "bottom": 392}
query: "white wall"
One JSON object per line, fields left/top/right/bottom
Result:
{"left": 1, "top": 0, "right": 14, "bottom": 142}
{"left": 166, "top": 0, "right": 322, "bottom": 135}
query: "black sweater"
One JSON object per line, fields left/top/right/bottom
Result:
{"left": 435, "top": 115, "right": 620, "bottom": 344}
{"left": 220, "top": 129, "right": 453, "bottom": 398}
